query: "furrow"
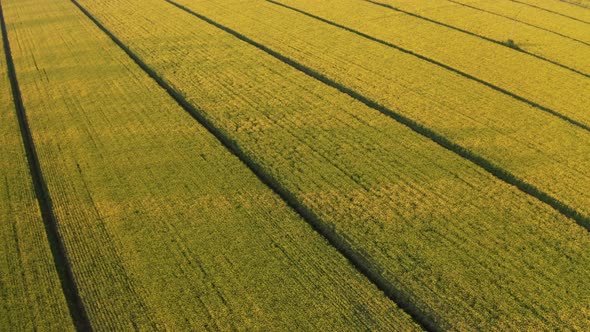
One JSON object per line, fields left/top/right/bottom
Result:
{"left": 163, "top": 0, "right": 590, "bottom": 228}
{"left": 0, "top": 4, "right": 74, "bottom": 332}
{"left": 557, "top": 0, "right": 590, "bottom": 9}
{"left": 426, "top": 0, "right": 590, "bottom": 44}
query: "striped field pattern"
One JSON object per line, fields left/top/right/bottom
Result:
{"left": 2, "top": 0, "right": 589, "bottom": 330}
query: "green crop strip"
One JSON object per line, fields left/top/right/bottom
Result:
{"left": 0, "top": 2, "right": 91, "bottom": 330}
{"left": 164, "top": 0, "right": 590, "bottom": 228}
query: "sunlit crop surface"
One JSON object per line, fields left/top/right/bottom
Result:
{"left": 2, "top": 0, "right": 589, "bottom": 330}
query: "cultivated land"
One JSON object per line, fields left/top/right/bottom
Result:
{"left": 160, "top": 0, "right": 590, "bottom": 226}
{"left": 372, "top": 0, "right": 590, "bottom": 68}
{"left": 2, "top": 0, "right": 590, "bottom": 330}
{"left": 0, "top": 8, "right": 74, "bottom": 330}
{"left": 507, "top": 0, "right": 590, "bottom": 23}
{"left": 269, "top": 0, "right": 590, "bottom": 120}
{"left": 2, "top": 0, "right": 419, "bottom": 330}
{"left": 458, "top": 0, "right": 590, "bottom": 42}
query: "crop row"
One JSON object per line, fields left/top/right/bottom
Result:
{"left": 3, "top": 0, "right": 418, "bottom": 330}
{"left": 372, "top": 0, "right": 590, "bottom": 73}
{"left": 270, "top": 0, "right": 590, "bottom": 130}
{"left": 166, "top": 0, "right": 590, "bottom": 236}
{"left": 0, "top": 5, "right": 74, "bottom": 330}
{"left": 76, "top": 0, "right": 590, "bottom": 329}
{"left": 509, "top": 0, "right": 590, "bottom": 23}
{"left": 559, "top": 0, "right": 590, "bottom": 9}
{"left": 445, "top": 0, "right": 590, "bottom": 43}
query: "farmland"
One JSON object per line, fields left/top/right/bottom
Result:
{"left": 157, "top": 0, "right": 590, "bottom": 224}
{"left": 370, "top": 0, "right": 590, "bottom": 71}
{"left": 1, "top": 0, "right": 419, "bottom": 330}
{"left": 0, "top": 7, "right": 74, "bottom": 330}
{"left": 1, "top": 0, "right": 589, "bottom": 330}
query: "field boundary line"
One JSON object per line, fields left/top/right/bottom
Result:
{"left": 267, "top": 0, "right": 590, "bottom": 133}
{"left": 0, "top": 2, "right": 92, "bottom": 331}
{"left": 508, "top": 0, "right": 590, "bottom": 24}
{"left": 160, "top": 0, "right": 590, "bottom": 232}
{"left": 446, "top": 0, "right": 590, "bottom": 46}
{"left": 363, "top": 0, "right": 590, "bottom": 78}
{"left": 70, "top": 0, "right": 442, "bottom": 330}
